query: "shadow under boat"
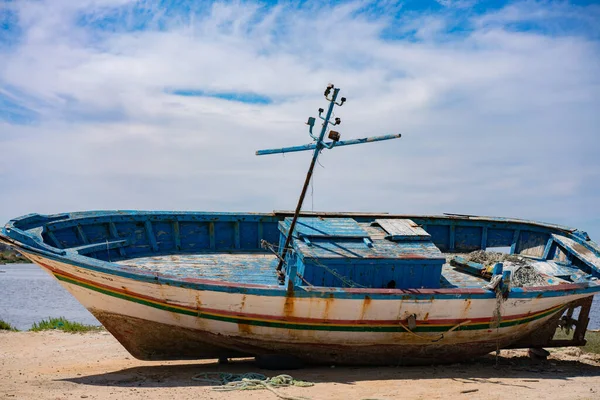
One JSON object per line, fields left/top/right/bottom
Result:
{"left": 61, "top": 352, "right": 600, "bottom": 389}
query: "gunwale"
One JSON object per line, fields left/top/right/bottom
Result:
{"left": 8, "top": 237, "right": 600, "bottom": 302}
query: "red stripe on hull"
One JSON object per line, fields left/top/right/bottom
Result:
{"left": 39, "top": 261, "right": 561, "bottom": 327}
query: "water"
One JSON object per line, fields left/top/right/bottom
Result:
{"left": 0, "top": 263, "right": 100, "bottom": 330}
{"left": 1, "top": 263, "right": 599, "bottom": 331}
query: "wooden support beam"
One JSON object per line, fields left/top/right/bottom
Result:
{"left": 510, "top": 230, "right": 521, "bottom": 254}
{"left": 46, "top": 230, "right": 62, "bottom": 249}
{"left": 75, "top": 225, "right": 89, "bottom": 245}
{"left": 542, "top": 238, "right": 554, "bottom": 260}
{"left": 481, "top": 227, "right": 488, "bottom": 251}
{"left": 209, "top": 222, "right": 215, "bottom": 250}
{"left": 552, "top": 234, "right": 600, "bottom": 275}
{"left": 72, "top": 239, "right": 129, "bottom": 255}
{"left": 144, "top": 220, "right": 158, "bottom": 252}
{"left": 172, "top": 221, "right": 181, "bottom": 251}
{"left": 108, "top": 222, "right": 126, "bottom": 257}
{"left": 257, "top": 221, "right": 263, "bottom": 249}
{"left": 75, "top": 225, "right": 95, "bottom": 258}
{"left": 573, "top": 296, "right": 593, "bottom": 343}
{"left": 234, "top": 222, "right": 240, "bottom": 249}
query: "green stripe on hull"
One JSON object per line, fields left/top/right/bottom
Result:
{"left": 55, "top": 274, "right": 559, "bottom": 333}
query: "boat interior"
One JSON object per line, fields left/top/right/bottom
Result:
{"left": 4, "top": 211, "right": 600, "bottom": 290}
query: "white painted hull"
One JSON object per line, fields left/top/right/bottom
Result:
{"left": 25, "top": 253, "right": 590, "bottom": 364}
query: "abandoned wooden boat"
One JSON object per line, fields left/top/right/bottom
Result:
{"left": 2, "top": 85, "right": 599, "bottom": 365}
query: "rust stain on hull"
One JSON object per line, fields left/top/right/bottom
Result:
{"left": 283, "top": 285, "right": 295, "bottom": 318}
{"left": 359, "top": 295, "right": 372, "bottom": 320}
{"left": 237, "top": 323, "right": 253, "bottom": 335}
{"left": 239, "top": 294, "right": 247, "bottom": 311}
{"left": 322, "top": 293, "right": 334, "bottom": 320}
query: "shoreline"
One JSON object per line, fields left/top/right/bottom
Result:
{"left": 0, "top": 255, "right": 29, "bottom": 264}
{"left": 0, "top": 245, "right": 29, "bottom": 264}
{"left": 1, "top": 330, "right": 599, "bottom": 400}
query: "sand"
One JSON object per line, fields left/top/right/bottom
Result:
{"left": 1, "top": 331, "right": 599, "bottom": 400}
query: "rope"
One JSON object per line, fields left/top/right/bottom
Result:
{"left": 192, "top": 372, "right": 314, "bottom": 400}
{"left": 312, "top": 258, "right": 365, "bottom": 288}
{"left": 192, "top": 372, "right": 266, "bottom": 385}
{"left": 311, "top": 170, "right": 314, "bottom": 213}
{"left": 398, "top": 319, "right": 472, "bottom": 343}
{"left": 296, "top": 272, "right": 314, "bottom": 287}
{"left": 492, "top": 285, "right": 504, "bottom": 366}
{"left": 262, "top": 239, "right": 363, "bottom": 288}
{"left": 483, "top": 273, "right": 506, "bottom": 365}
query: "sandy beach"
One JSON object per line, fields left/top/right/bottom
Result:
{"left": 1, "top": 331, "right": 599, "bottom": 400}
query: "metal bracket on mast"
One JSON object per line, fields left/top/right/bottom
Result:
{"left": 256, "top": 84, "right": 402, "bottom": 284}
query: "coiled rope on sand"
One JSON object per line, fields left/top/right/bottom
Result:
{"left": 192, "top": 372, "right": 314, "bottom": 400}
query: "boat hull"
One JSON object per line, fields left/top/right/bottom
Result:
{"left": 90, "top": 310, "right": 550, "bottom": 365}
{"left": 26, "top": 252, "right": 590, "bottom": 365}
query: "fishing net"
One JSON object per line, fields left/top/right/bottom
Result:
{"left": 455, "top": 251, "right": 549, "bottom": 287}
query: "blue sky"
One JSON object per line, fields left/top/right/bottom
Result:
{"left": 0, "top": 0, "right": 599, "bottom": 240}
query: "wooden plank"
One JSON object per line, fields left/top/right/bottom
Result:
{"left": 297, "top": 234, "right": 445, "bottom": 261}
{"left": 257, "top": 222, "right": 263, "bottom": 248}
{"left": 209, "top": 222, "right": 215, "bottom": 250}
{"left": 450, "top": 256, "right": 490, "bottom": 279}
{"left": 75, "top": 225, "right": 89, "bottom": 245}
{"left": 72, "top": 239, "right": 129, "bottom": 255}
{"left": 116, "top": 253, "right": 280, "bottom": 285}
{"left": 172, "top": 221, "right": 181, "bottom": 251}
{"left": 518, "top": 231, "right": 549, "bottom": 257}
{"left": 274, "top": 210, "right": 389, "bottom": 217}
{"left": 75, "top": 225, "right": 95, "bottom": 258}
{"left": 527, "top": 260, "right": 580, "bottom": 278}
{"left": 510, "top": 230, "right": 521, "bottom": 254}
{"left": 573, "top": 296, "right": 593, "bottom": 343}
{"left": 449, "top": 225, "right": 455, "bottom": 251}
{"left": 108, "top": 222, "right": 126, "bottom": 257}
{"left": 234, "top": 222, "right": 240, "bottom": 249}
{"left": 144, "top": 220, "right": 158, "bottom": 252}
{"left": 374, "top": 219, "right": 431, "bottom": 241}
{"left": 542, "top": 238, "right": 554, "bottom": 259}
{"left": 284, "top": 217, "right": 368, "bottom": 238}
{"left": 481, "top": 227, "right": 488, "bottom": 250}
{"left": 46, "top": 230, "right": 62, "bottom": 248}
{"left": 552, "top": 234, "right": 600, "bottom": 275}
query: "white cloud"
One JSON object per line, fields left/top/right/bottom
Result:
{"left": 435, "top": 0, "right": 478, "bottom": 10}
{"left": 0, "top": 0, "right": 599, "bottom": 239}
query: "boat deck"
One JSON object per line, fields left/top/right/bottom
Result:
{"left": 117, "top": 253, "right": 488, "bottom": 288}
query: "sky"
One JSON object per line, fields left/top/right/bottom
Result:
{"left": 0, "top": 0, "right": 599, "bottom": 240}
